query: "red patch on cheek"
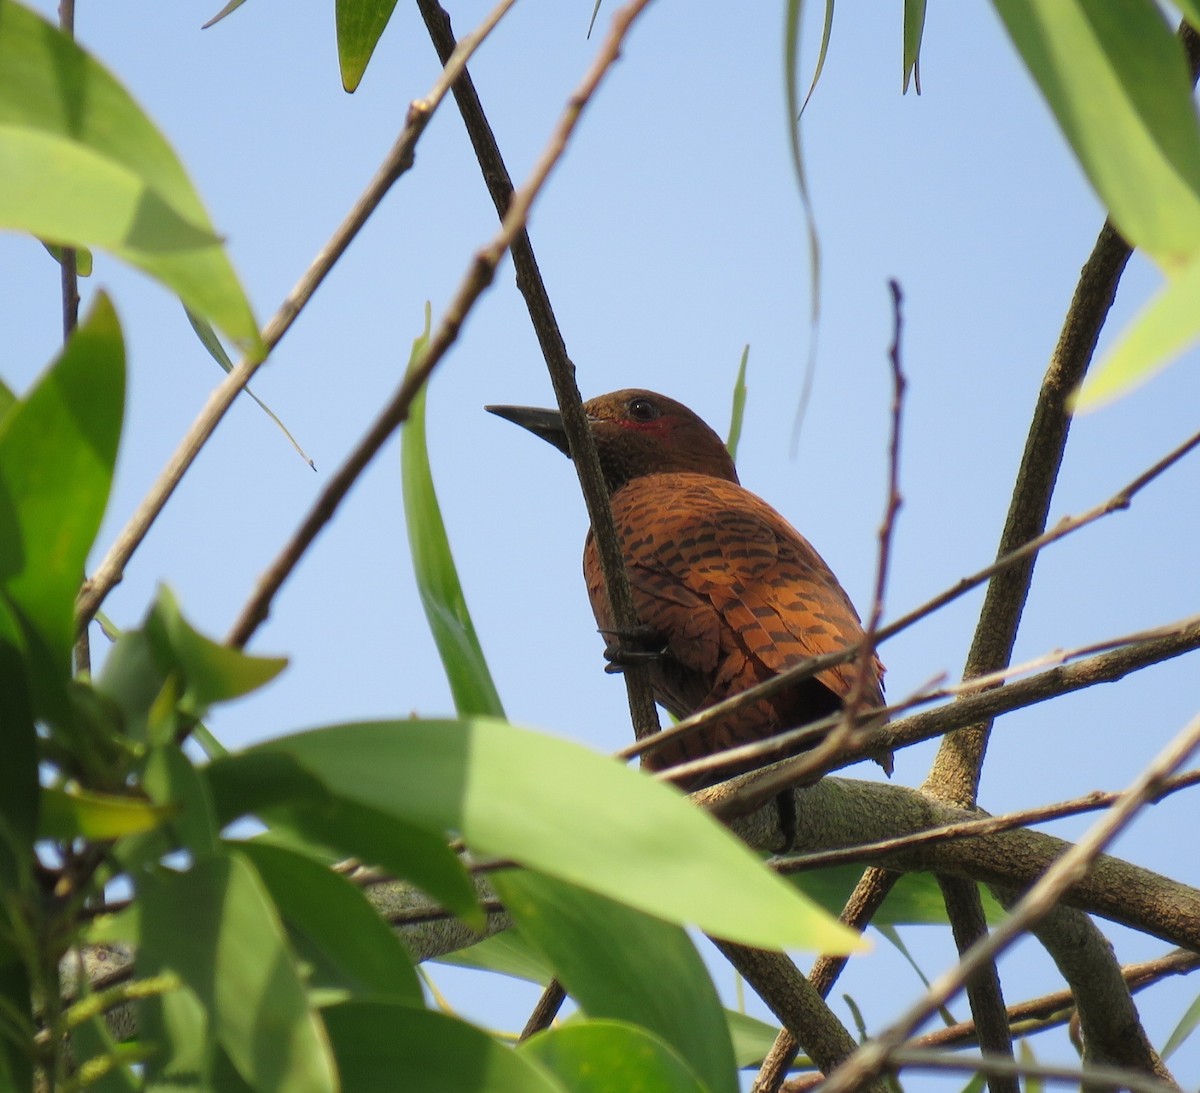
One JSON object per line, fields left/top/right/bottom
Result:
{"left": 618, "top": 418, "right": 673, "bottom": 437}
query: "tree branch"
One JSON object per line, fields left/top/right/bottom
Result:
{"left": 76, "top": 0, "right": 520, "bottom": 631}
{"left": 416, "top": 0, "right": 661, "bottom": 743}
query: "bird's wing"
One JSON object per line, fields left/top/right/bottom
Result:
{"left": 604, "top": 474, "right": 883, "bottom": 706}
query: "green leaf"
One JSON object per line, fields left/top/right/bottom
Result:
{"left": 725, "top": 344, "right": 749, "bottom": 461}
{"left": 1073, "top": 254, "right": 1200, "bottom": 409}
{"left": 205, "top": 749, "right": 480, "bottom": 923}
{"left": 322, "top": 1002, "right": 564, "bottom": 1092}
{"left": 0, "top": 376, "right": 15, "bottom": 421}
{"left": 438, "top": 929, "right": 555, "bottom": 986}
{"left": 784, "top": 0, "right": 823, "bottom": 328}
{"left": 43, "top": 239, "right": 93, "bottom": 276}
{"left": 402, "top": 308, "right": 505, "bottom": 721}
{"left": 903, "top": 0, "right": 927, "bottom": 93}
{"left": 0, "top": 935, "right": 32, "bottom": 1093}
{"left": 336, "top": 0, "right": 400, "bottom": 93}
{"left": 0, "top": 2, "right": 259, "bottom": 346}
{"left": 1162, "top": 986, "right": 1200, "bottom": 1059}
{"left": 726, "top": 1009, "right": 796, "bottom": 1070}
{"left": 185, "top": 307, "right": 314, "bottom": 468}
{"left": 211, "top": 719, "right": 868, "bottom": 953}
{"left": 798, "top": 0, "right": 835, "bottom": 117}
{"left": 147, "top": 585, "right": 288, "bottom": 716}
{"left": 39, "top": 786, "right": 175, "bottom": 841}
{"left": 0, "top": 597, "right": 37, "bottom": 891}
{"left": 0, "top": 292, "right": 124, "bottom": 720}
{"left": 235, "top": 840, "right": 422, "bottom": 1006}
{"left": 520, "top": 1020, "right": 707, "bottom": 1093}
{"left": 790, "top": 865, "right": 1005, "bottom": 925}
{"left": 136, "top": 851, "right": 338, "bottom": 1093}
{"left": 500, "top": 873, "right": 736, "bottom": 1093}
{"left": 992, "top": 0, "right": 1200, "bottom": 265}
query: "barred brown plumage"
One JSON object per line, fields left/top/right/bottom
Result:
{"left": 487, "top": 388, "right": 888, "bottom": 787}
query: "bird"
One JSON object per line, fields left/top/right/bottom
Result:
{"left": 486, "top": 388, "right": 888, "bottom": 793}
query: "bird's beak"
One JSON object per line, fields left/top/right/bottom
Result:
{"left": 485, "top": 403, "right": 572, "bottom": 458}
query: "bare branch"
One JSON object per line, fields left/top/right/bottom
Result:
{"left": 817, "top": 709, "right": 1200, "bottom": 1092}
{"left": 75, "top": 0, "right": 518, "bottom": 631}
{"left": 226, "top": 0, "right": 657, "bottom": 648}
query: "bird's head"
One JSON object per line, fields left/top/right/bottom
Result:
{"left": 487, "top": 389, "right": 739, "bottom": 493}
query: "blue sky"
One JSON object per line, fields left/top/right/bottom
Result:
{"left": 4, "top": 1, "right": 1200, "bottom": 1087}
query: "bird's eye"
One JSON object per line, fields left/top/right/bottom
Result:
{"left": 628, "top": 397, "right": 660, "bottom": 422}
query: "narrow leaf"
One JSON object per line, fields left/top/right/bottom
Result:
{"left": 336, "top": 0, "right": 401, "bottom": 93}
{"left": 401, "top": 308, "right": 505, "bottom": 720}
{"left": 185, "top": 307, "right": 314, "bottom": 468}
{"left": 201, "top": 0, "right": 251, "bottom": 29}
{"left": 798, "top": 0, "right": 835, "bottom": 117}
{"left": 725, "top": 345, "right": 750, "bottom": 461}
{"left": 903, "top": 0, "right": 927, "bottom": 93}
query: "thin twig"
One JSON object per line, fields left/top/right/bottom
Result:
{"left": 226, "top": 0, "right": 656, "bottom": 648}
{"left": 883, "top": 1048, "right": 1178, "bottom": 1093}
{"left": 417, "top": 0, "right": 661, "bottom": 742}
{"left": 74, "top": 0, "right": 519, "bottom": 631}
{"left": 519, "top": 980, "right": 566, "bottom": 1041}
{"left": 818, "top": 708, "right": 1200, "bottom": 1092}
{"left": 673, "top": 612, "right": 1200, "bottom": 803}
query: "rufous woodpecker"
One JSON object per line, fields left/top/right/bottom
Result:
{"left": 487, "top": 388, "right": 889, "bottom": 791}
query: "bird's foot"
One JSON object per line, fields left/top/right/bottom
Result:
{"left": 599, "top": 624, "right": 668, "bottom": 674}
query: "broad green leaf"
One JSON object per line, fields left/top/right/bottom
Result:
{"left": 438, "top": 929, "right": 554, "bottom": 986}
{"left": 235, "top": 840, "right": 422, "bottom": 1006}
{"left": 95, "top": 627, "right": 163, "bottom": 741}
{"left": 211, "top": 719, "right": 867, "bottom": 953}
{"left": 146, "top": 586, "right": 287, "bottom": 715}
{"left": 0, "top": 2, "right": 259, "bottom": 346}
{"left": 993, "top": 0, "right": 1200, "bottom": 265}
{"left": 0, "top": 376, "right": 15, "bottom": 420}
{"left": 39, "top": 786, "right": 174, "bottom": 841}
{"left": 137, "top": 852, "right": 337, "bottom": 1093}
{"left": 725, "top": 344, "right": 749, "bottom": 461}
{"left": 0, "top": 292, "right": 123, "bottom": 719}
{"left": 500, "top": 873, "right": 736, "bottom": 1093}
{"left": 336, "top": 0, "right": 400, "bottom": 93}
{"left": 520, "top": 1020, "right": 707, "bottom": 1093}
{"left": 784, "top": 0, "right": 823, "bottom": 329}
{"left": 323, "top": 1002, "right": 564, "bottom": 1092}
{"left": 0, "top": 935, "right": 32, "bottom": 1093}
{"left": 185, "top": 308, "right": 314, "bottom": 468}
{"left": 1073, "top": 254, "right": 1200, "bottom": 409}
{"left": 903, "top": 0, "right": 927, "bottom": 93}
{"left": 0, "top": 597, "right": 37, "bottom": 889}
{"left": 402, "top": 309, "right": 505, "bottom": 721}
{"left": 205, "top": 749, "right": 479, "bottom": 923}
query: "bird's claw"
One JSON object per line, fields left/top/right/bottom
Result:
{"left": 599, "top": 624, "right": 668, "bottom": 673}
